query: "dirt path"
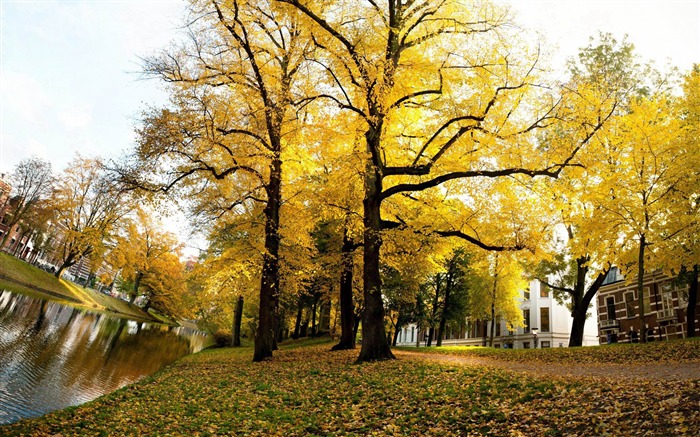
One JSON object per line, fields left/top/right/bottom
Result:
{"left": 394, "top": 350, "right": 700, "bottom": 381}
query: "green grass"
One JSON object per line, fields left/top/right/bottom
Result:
{"left": 399, "top": 336, "right": 700, "bottom": 364}
{"left": 2, "top": 339, "right": 698, "bottom": 436}
{"left": 0, "top": 252, "right": 156, "bottom": 322}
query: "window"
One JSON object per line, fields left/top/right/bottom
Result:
{"left": 523, "top": 342, "right": 531, "bottom": 349}
{"left": 606, "top": 297, "right": 616, "bottom": 320}
{"left": 523, "top": 309, "right": 531, "bottom": 333}
{"left": 540, "top": 307, "right": 550, "bottom": 333}
{"left": 540, "top": 283, "right": 549, "bottom": 298}
{"left": 541, "top": 341, "right": 551, "bottom": 348}
{"left": 642, "top": 288, "right": 651, "bottom": 314}
{"left": 496, "top": 321, "right": 501, "bottom": 337}
{"left": 524, "top": 288, "right": 530, "bottom": 300}
{"left": 624, "top": 291, "right": 635, "bottom": 317}
{"left": 411, "top": 327, "right": 415, "bottom": 343}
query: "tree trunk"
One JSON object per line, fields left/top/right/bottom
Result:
{"left": 332, "top": 228, "right": 356, "bottom": 350}
{"left": 356, "top": 152, "right": 394, "bottom": 362}
{"left": 130, "top": 272, "right": 143, "bottom": 305}
{"left": 311, "top": 299, "right": 317, "bottom": 336}
{"left": 436, "top": 316, "right": 447, "bottom": 347}
{"left": 292, "top": 298, "right": 303, "bottom": 340}
{"left": 253, "top": 155, "right": 282, "bottom": 362}
{"left": 637, "top": 235, "right": 647, "bottom": 343}
{"left": 569, "top": 262, "right": 608, "bottom": 347}
{"left": 687, "top": 265, "right": 698, "bottom": 338}
{"left": 436, "top": 273, "right": 452, "bottom": 347}
{"left": 55, "top": 252, "right": 78, "bottom": 279}
{"left": 232, "top": 295, "right": 243, "bottom": 347}
{"left": 427, "top": 326, "right": 434, "bottom": 347}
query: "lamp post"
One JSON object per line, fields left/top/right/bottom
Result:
{"left": 532, "top": 328, "right": 539, "bottom": 348}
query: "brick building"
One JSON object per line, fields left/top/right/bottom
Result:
{"left": 596, "top": 267, "right": 699, "bottom": 343}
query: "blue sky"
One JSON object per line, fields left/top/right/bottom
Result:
{"left": 1, "top": 0, "right": 699, "bottom": 176}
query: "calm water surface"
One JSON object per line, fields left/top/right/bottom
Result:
{"left": 0, "top": 290, "right": 212, "bottom": 425}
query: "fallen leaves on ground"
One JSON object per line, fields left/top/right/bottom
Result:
{"left": 2, "top": 339, "right": 699, "bottom": 436}
{"left": 409, "top": 337, "right": 700, "bottom": 364}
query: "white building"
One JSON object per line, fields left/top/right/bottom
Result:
{"left": 395, "top": 279, "right": 599, "bottom": 348}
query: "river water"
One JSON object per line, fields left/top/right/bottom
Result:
{"left": 0, "top": 290, "right": 212, "bottom": 425}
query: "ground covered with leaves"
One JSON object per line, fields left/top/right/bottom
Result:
{"left": 403, "top": 337, "right": 700, "bottom": 364}
{"left": 2, "top": 339, "right": 699, "bottom": 436}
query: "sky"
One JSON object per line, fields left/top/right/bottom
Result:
{"left": 0, "top": 0, "right": 698, "bottom": 174}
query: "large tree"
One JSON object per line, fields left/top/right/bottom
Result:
{"left": 533, "top": 33, "right": 642, "bottom": 346}
{"left": 280, "top": 0, "right": 610, "bottom": 362}
{"left": 0, "top": 157, "right": 53, "bottom": 250}
{"left": 121, "top": 0, "right": 315, "bottom": 361}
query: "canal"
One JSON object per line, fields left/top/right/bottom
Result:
{"left": 0, "top": 290, "right": 212, "bottom": 425}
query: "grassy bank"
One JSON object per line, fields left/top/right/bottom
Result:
{"left": 2, "top": 339, "right": 698, "bottom": 436}
{"left": 0, "top": 252, "right": 156, "bottom": 322}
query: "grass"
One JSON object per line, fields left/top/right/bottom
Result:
{"left": 2, "top": 338, "right": 698, "bottom": 436}
{"left": 399, "top": 336, "right": 700, "bottom": 364}
{"left": 0, "top": 252, "right": 157, "bottom": 322}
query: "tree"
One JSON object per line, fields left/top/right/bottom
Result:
{"left": 467, "top": 252, "right": 526, "bottom": 346}
{"left": 108, "top": 207, "right": 183, "bottom": 308}
{"left": 0, "top": 157, "right": 53, "bottom": 250}
{"left": 598, "top": 75, "right": 690, "bottom": 342}
{"left": 121, "top": 0, "right": 315, "bottom": 361}
{"left": 280, "top": 0, "right": 610, "bottom": 362}
{"left": 51, "top": 156, "right": 126, "bottom": 279}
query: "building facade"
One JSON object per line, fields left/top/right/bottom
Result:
{"left": 396, "top": 279, "right": 599, "bottom": 348}
{"left": 596, "top": 267, "right": 699, "bottom": 344}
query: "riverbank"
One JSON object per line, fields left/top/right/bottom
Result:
{"left": 0, "top": 252, "right": 160, "bottom": 323}
{"left": 2, "top": 338, "right": 699, "bottom": 436}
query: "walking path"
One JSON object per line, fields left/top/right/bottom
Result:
{"left": 394, "top": 350, "right": 700, "bottom": 381}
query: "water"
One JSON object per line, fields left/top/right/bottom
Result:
{"left": 0, "top": 290, "right": 212, "bottom": 425}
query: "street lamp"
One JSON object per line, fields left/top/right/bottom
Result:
{"left": 532, "top": 328, "right": 539, "bottom": 348}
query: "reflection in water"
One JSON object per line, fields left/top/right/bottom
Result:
{"left": 0, "top": 290, "right": 212, "bottom": 425}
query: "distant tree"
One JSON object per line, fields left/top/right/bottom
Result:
{"left": 107, "top": 206, "right": 183, "bottom": 305}
{"left": 0, "top": 157, "right": 53, "bottom": 250}
{"left": 51, "top": 156, "right": 127, "bottom": 279}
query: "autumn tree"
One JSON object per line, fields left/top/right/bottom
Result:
{"left": 467, "top": 252, "right": 526, "bottom": 347}
{"left": 120, "top": 0, "right": 316, "bottom": 361}
{"left": 669, "top": 65, "right": 700, "bottom": 338}
{"left": 532, "top": 33, "right": 644, "bottom": 346}
{"left": 278, "top": 0, "right": 615, "bottom": 362}
{"left": 108, "top": 206, "right": 183, "bottom": 308}
{"left": 0, "top": 157, "right": 53, "bottom": 250}
{"left": 597, "top": 72, "right": 690, "bottom": 342}
{"left": 51, "top": 156, "right": 126, "bottom": 279}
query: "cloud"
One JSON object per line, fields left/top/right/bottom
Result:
{"left": 0, "top": 71, "right": 51, "bottom": 123}
{"left": 57, "top": 107, "right": 92, "bottom": 132}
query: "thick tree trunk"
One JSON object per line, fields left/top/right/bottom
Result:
{"left": 332, "top": 230, "right": 356, "bottom": 350}
{"left": 637, "top": 235, "right": 647, "bottom": 343}
{"left": 253, "top": 156, "right": 281, "bottom": 362}
{"left": 687, "top": 265, "right": 698, "bottom": 338}
{"left": 356, "top": 157, "right": 394, "bottom": 362}
{"left": 569, "top": 263, "right": 608, "bottom": 347}
{"left": 436, "top": 317, "right": 447, "bottom": 347}
{"left": 232, "top": 295, "right": 243, "bottom": 347}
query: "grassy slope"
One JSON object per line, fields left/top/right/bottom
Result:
{"left": 2, "top": 338, "right": 698, "bottom": 436}
{"left": 0, "top": 252, "right": 155, "bottom": 321}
